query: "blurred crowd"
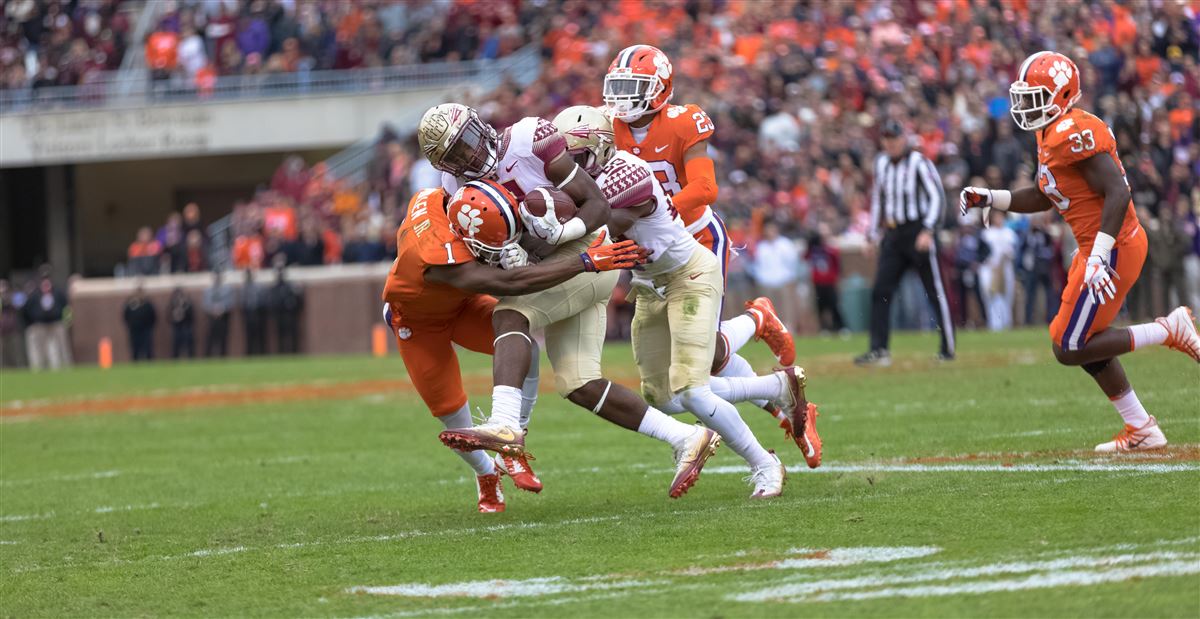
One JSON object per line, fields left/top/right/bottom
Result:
{"left": 0, "top": 0, "right": 131, "bottom": 91}
{"left": 1, "top": 265, "right": 73, "bottom": 371}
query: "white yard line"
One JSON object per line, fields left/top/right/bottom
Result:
{"left": 349, "top": 577, "right": 662, "bottom": 598}
{"left": 0, "top": 470, "right": 120, "bottom": 487}
{"left": 0, "top": 512, "right": 54, "bottom": 523}
{"left": 702, "top": 462, "right": 1200, "bottom": 474}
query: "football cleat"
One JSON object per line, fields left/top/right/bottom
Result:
{"left": 747, "top": 450, "right": 786, "bottom": 499}
{"left": 439, "top": 422, "right": 525, "bottom": 456}
{"left": 1094, "top": 416, "right": 1168, "bottom": 453}
{"left": 495, "top": 452, "right": 542, "bottom": 494}
{"left": 476, "top": 473, "right": 505, "bottom": 513}
{"left": 764, "top": 402, "right": 794, "bottom": 435}
{"left": 1156, "top": 306, "right": 1200, "bottom": 363}
{"left": 792, "top": 402, "right": 822, "bottom": 468}
{"left": 854, "top": 349, "right": 892, "bottom": 367}
{"left": 669, "top": 427, "right": 721, "bottom": 499}
{"left": 745, "top": 297, "right": 796, "bottom": 366}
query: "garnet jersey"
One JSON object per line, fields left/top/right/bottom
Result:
{"left": 612, "top": 103, "right": 715, "bottom": 233}
{"left": 1036, "top": 108, "right": 1141, "bottom": 249}
{"left": 382, "top": 188, "right": 477, "bottom": 322}
{"left": 598, "top": 150, "right": 697, "bottom": 276}
{"left": 441, "top": 117, "right": 567, "bottom": 202}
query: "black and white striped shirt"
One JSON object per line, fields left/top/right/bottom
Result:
{"left": 870, "top": 150, "right": 945, "bottom": 234}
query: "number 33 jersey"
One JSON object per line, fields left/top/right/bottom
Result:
{"left": 612, "top": 103, "right": 715, "bottom": 234}
{"left": 1035, "top": 107, "right": 1140, "bottom": 249}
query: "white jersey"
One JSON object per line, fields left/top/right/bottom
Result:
{"left": 598, "top": 150, "right": 698, "bottom": 277}
{"left": 442, "top": 116, "right": 567, "bottom": 202}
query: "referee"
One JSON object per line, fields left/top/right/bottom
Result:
{"left": 855, "top": 119, "right": 955, "bottom": 366}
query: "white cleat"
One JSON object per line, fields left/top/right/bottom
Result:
{"left": 747, "top": 450, "right": 786, "bottom": 499}
{"left": 1157, "top": 306, "right": 1200, "bottom": 363}
{"left": 1094, "top": 416, "right": 1168, "bottom": 453}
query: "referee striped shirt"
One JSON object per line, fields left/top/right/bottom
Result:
{"left": 870, "top": 150, "right": 945, "bottom": 233}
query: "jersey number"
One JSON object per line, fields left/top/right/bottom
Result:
{"left": 1068, "top": 129, "right": 1095, "bottom": 153}
{"left": 1038, "top": 164, "right": 1070, "bottom": 212}
{"left": 647, "top": 160, "right": 683, "bottom": 196}
{"left": 443, "top": 242, "right": 456, "bottom": 264}
{"left": 692, "top": 111, "right": 714, "bottom": 134}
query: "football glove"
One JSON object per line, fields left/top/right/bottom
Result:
{"left": 519, "top": 203, "right": 566, "bottom": 244}
{"left": 578, "top": 230, "right": 649, "bottom": 272}
{"left": 498, "top": 243, "right": 529, "bottom": 270}
{"left": 959, "top": 187, "right": 993, "bottom": 216}
{"left": 1082, "top": 233, "right": 1119, "bottom": 305}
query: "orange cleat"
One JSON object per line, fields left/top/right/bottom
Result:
{"left": 793, "top": 402, "right": 822, "bottom": 468}
{"left": 476, "top": 473, "right": 505, "bottom": 513}
{"left": 496, "top": 452, "right": 542, "bottom": 493}
{"left": 439, "top": 422, "right": 525, "bottom": 456}
{"left": 1157, "top": 306, "right": 1200, "bottom": 363}
{"left": 1094, "top": 416, "right": 1168, "bottom": 453}
{"left": 669, "top": 427, "right": 721, "bottom": 498}
{"left": 777, "top": 366, "right": 821, "bottom": 467}
{"left": 745, "top": 297, "right": 796, "bottom": 366}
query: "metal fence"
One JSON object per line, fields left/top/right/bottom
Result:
{"left": 0, "top": 44, "right": 541, "bottom": 114}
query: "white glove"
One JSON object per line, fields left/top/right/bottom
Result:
{"left": 629, "top": 274, "right": 666, "bottom": 300}
{"left": 959, "top": 187, "right": 993, "bottom": 216}
{"left": 519, "top": 203, "right": 565, "bottom": 245}
{"left": 498, "top": 242, "right": 529, "bottom": 270}
{"left": 1082, "top": 233, "right": 1119, "bottom": 305}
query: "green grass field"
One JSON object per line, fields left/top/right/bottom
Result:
{"left": 2, "top": 329, "right": 1198, "bottom": 618}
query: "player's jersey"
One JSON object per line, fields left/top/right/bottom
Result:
{"left": 612, "top": 103, "right": 715, "bottom": 234}
{"left": 442, "top": 117, "right": 567, "bottom": 202}
{"left": 598, "top": 150, "right": 698, "bottom": 277}
{"left": 1035, "top": 108, "right": 1140, "bottom": 249}
{"left": 382, "top": 188, "right": 477, "bottom": 322}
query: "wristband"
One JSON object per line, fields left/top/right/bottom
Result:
{"left": 991, "top": 189, "right": 1012, "bottom": 211}
{"left": 557, "top": 217, "right": 588, "bottom": 245}
{"left": 1089, "top": 231, "right": 1116, "bottom": 260}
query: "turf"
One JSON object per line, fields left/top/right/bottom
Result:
{"left": 1, "top": 329, "right": 1198, "bottom": 618}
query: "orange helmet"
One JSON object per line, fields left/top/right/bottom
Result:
{"left": 1009, "top": 51, "right": 1082, "bottom": 131}
{"left": 603, "top": 45, "right": 674, "bottom": 122}
{"left": 447, "top": 179, "right": 522, "bottom": 266}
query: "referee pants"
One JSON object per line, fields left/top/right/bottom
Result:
{"left": 869, "top": 223, "right": 955, "bottom": 357}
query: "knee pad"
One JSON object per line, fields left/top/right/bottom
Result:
{"left": 1081, "top": 359, "right": 1112, "bottom": 377}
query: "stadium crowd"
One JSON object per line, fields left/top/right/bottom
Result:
{"left": 107, "top": 0, "right": 1199, "bottom": 342}
{"left": 0, "top": 0, "right": 132, "bottom": 91}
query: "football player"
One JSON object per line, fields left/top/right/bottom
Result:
{"left": 603, "top": 45, "right": 803, "bottom": 444}
{"left": 382, "top": 184, "right": 644, "bottom": 512}
{"left": 961, "top": 51, "right": 1200, "bottom": 453}
{"left": 419, "top": 104, "right": 723, "bottom": 498}
{"left": 554, "top": 106, "right": 827, "bottom": 496}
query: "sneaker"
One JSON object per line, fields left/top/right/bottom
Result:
{"left": 747, "top": 450, "right": 786, "bottom": 499}
{"left": 669, "top": 427, "right": 721, "bottom": 499}
{"left": 1157, "top": 306, "right": 1200, "bottom": 363}
{"left": 854, "top": 349, "right": 892, "bottom": 367}
{"left": 439, "top": 422, "right": 525, "bottom": 455}
{"left": 1095, "top": 416, "right": 1168, "bottom": 453}
{"left": 495, "top": 452, "right": 542, "bottom": 493}
{"left": 745, "top": 297, "right": 796, "bottom": 366}
{"left": 475, "top": 473, "right": 505, "bottom": 513}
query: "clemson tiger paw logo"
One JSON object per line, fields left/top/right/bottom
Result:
{"left": 652, "top": 52, "right": 672, "bottom": 79}
{"left": 457, "top": 206, "right": 484, "bottom": 237}
{"left": 1048, "top": 60, "right": 1072, "bottom": 88}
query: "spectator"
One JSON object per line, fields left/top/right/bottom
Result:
{"left": 979, "top": 210, "right": 1018, "bottom": 332}
{"left": 805, "top": 228, "right": 845, "bottom": 334}
{"left": 269, "top": 264, "right": 303, "bottom": 355}
{"left": 1017, "top": 213, "right": 1059, "bottom": 326}
{"left": 21, "top": 275, "right": 70, "bottom": 371}
{"left": 128, "top": 226, "right": 162, "bottom": 275}
{"left": 159, "top": 213, "right": 186, "bottom": 273}
{"left": 0, "top": 279, "right": 27, "bottom": 368}
{"left": 751, "top": 222, "right": 799, "bottom": 332}
{"left": 182, "top": 202, "right": 205, "bottom": 239}
{"left": 203, "top": 270, "right": 235, "bottom": 357}
{"left": 232, "top": 225, "right": 265, "bottom": 270}
{"left": 1149, "top": 199, "right": 1193, "bottom": 314}
{"left": 241, "top": 269, "right": 268, "bottom": 355}
{"left": 1183, "top": 198, "right": 1200, "bottom": 312}
{"left": 123, "top": 282, "right": 157, "bottom": 362}
{"left": 145, "top": 30, "right": 180, "bottom": 82}
{"left": 185, "top": 230, "right": 208, "bottom": 272}
{"left": 168, "top": 287, "right": 195, "bottom": 359}
{"left": 952, "top": 219, "right": 989, "bottom": 328}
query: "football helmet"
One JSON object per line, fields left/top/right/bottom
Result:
{"left": 1009, "top": 51, "right": 1082, "bottom": 131}
{"left": 418, "top": 103, "right": 499, "bottom": 179}
{"left": 447, "top": 179, "right": 522, "bottom": 266}
{"left": 552, "top": 105, "right": 615, "bottom": 177}
{"left": 603, "top": 45, "right": 674, "bottom": 122}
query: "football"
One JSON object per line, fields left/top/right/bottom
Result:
{"left": 522, "top": 186, "right": 577, "bottom": 224}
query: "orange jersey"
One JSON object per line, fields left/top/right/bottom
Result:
{"left": 613, "top": 103, "right": 714, "bottom": 230}
{"left": 381, "top": 188, "right": 477, "bottom": 322}
{"left": 1035, "top": 108, "right": 1140, "bottom": 249}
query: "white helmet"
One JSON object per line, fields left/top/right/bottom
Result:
{"left": 552, "top": 105, "right": 616, "bottom": 178}
{"left": 417, "top": 103, "right": 499, "bottom": 180}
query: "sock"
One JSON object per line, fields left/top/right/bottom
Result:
{"left": 1110, "top": 389, "right": 1151, "bottom": 428}
{"left": 489, "top": 385, "right": 523, "bottom": 428}
{"left": 720, "top": 314, "right": 758, "bottom": 353}
{"left": 439, "top": 405, "right": 495, "bottom": 476}
{"left": 660, "top": 393, "right": 687, "bottom": 415}
{"left": 718, "top": 353, "right": 772, "bottom": 409}
{"left": 679, "top": 385, "right": 775, "bottom": 469}
{"left": 1129, "top": 322, "right": 1169, "bottom": 350}
{"left": 518, "top": 341, "right": 540, "bottom": 430}
{"left": 637, "top": 406, "right": 696, "bottom": 449}
{"left": 709, "top": 373, "right": 784, "bottom": 403}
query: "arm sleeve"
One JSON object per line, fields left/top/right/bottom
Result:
{"left": 917, "top": 156, "right": 945, "bottom": 230}
{"left": 672, "top": 155, "right": 718, "bottom": 219}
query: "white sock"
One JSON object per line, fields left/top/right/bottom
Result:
{"left": 439, "top": 405, "right": 495, "bottom": 476}
{"left": 489, "top": 385, "right": 523, "bottom": 428}
{"left": 1129, "top": 322, "right": 1169, "bottom": 350}
{"left": 718, "top": 353, "right": 772, "bottom": 409}
{"left": 720, "top": 314, "right": 758, "bottom": 353}
{"left": 709, "top": 373, "right": 784, "bottom": 403}
{"left": 519, "top": 341, "right": 540, "bottom": 430}
{"left": 679, "top": 385, "right": 774, "bottom": 469}
{"left": 637, "top": 406, "right": 696, "bottom": 449}
{"left": 660, "top": 392, "right": 687, "bottom": 415}
{"left": 1110, "top": 389, "right": 1151, "bottom": 428}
